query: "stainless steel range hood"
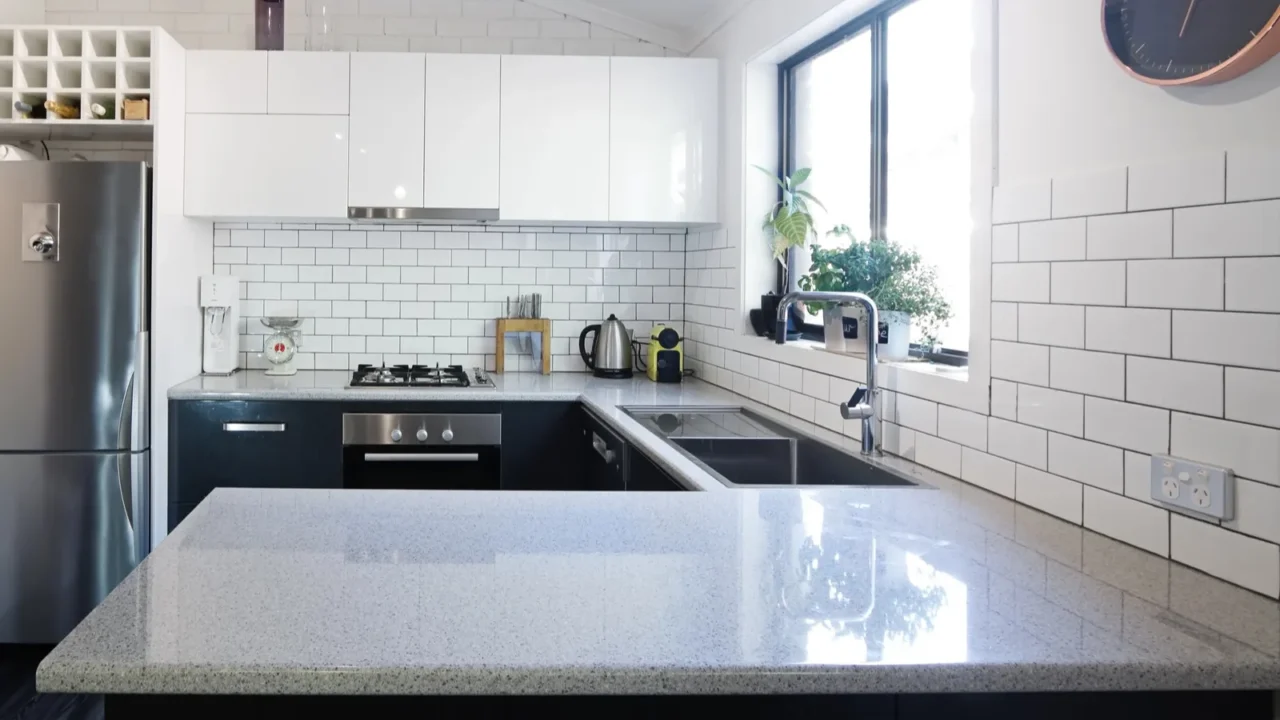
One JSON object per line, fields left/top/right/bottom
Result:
{"left": 347, "top": 207, "right": 500, "bottom": 223}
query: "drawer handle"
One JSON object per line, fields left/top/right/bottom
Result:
{"left": 363, "top": 453, "right": 480, "bottom": 463}
{"left": 223, "top": 422, "right": 286, "bottom": 433}
{"left": 592, "top": 433, "right": 615, "bottom": 464}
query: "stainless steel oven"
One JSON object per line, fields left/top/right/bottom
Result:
{"left": 342, "top": 413, "right": 501, "bottom": 490}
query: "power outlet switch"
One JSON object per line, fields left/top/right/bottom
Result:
{"left": 1150, "top": 454, "right": 1234, "bottom": 521}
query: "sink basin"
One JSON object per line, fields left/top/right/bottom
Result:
{"left": 623, "top": 406, "right": 926, "bottom": 489}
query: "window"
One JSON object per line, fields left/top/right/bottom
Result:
{"left": 779, "top": 0, "right": 974, "bottom": 360}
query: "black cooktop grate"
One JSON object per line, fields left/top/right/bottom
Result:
{"left": 349, "top": 364, "right": 472, "bottom": 388}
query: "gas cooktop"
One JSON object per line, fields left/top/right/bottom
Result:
{"left": 348, "top": 364, "right": 495, "bottom": 388}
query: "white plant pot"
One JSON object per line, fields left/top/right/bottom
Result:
{"left": 823, "top": 307, "right": 846, "bottom": 352}
{"left": 881, "top": 310, "right": 912, "bottom": 360}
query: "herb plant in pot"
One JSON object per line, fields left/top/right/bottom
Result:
{"left": 799, "top": 228, "right": 952, "bottom": 360}
{"left": 755, "top": 166, "right": 824, "bottom": 339}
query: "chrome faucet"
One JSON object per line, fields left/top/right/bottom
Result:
{"left": 775, "top": 291, "right": 879, "bottom": 455}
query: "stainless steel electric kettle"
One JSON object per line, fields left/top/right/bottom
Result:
{"left": 579, "top": 315, "right": 633, "bottom": 379}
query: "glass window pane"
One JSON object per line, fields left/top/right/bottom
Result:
{"left": 886, "top": 0, "right": 974, "bottom": 351}
{"left": 792, "top": 30, "right": 873, "bottom": 322}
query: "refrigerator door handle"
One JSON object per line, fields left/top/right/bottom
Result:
{"left": 116, "top": 452, "right": 133, "bottom": 533}
{"left": 118, "top": 332, "right": 149, "bottom": 452}
{"left": 114, "top": 450, "right": 151, "bottom": 562}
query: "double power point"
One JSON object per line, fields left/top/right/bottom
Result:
{"left": 1151, "top": 455, "right": 1234, "bottom": 521}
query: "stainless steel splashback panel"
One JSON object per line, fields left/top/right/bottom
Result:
{"left": 0, "top": 451, "right": 148, "bottom": 643}
{"left": 0, "top": 162, "right": 149, "bottom": 452}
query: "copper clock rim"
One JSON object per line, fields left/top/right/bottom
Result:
{"left": 1100, "top": 0, "right": 1280, "bottom": 86}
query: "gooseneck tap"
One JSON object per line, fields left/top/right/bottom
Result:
{"left": 775, "top": 291, "right": 879, "bottom": 455}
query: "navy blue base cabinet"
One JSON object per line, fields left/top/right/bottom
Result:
{"left": 169, "top": 399, "right": 688, "bottom": 531}
{"left": 168, "top": 400, "right": 343, "bottom": 530}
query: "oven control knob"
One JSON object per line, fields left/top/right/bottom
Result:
{"left": 416, "top": 429, "right": 429, "bottom": 443}
{"left": 390, "top": 429, "right": 402, "bottom": 443}
{"left": 441, "top": 428, "right": 454, "bottom": 443}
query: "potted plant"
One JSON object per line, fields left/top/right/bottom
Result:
{"left": 754, "top": 166, "right": 825, "bottom": 339}
{"left": 799, "top": 228, "right": 952, "bottom": 359}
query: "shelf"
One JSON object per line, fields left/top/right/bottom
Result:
{"left": 120, "top": 30, "right": 150, "bottom": 60}
{"left": 0, "top": 118, "right": 154, "bottom": 141}
{"left": 17, "top": 29, "right": 48, "bottom": 58}
{"left": 86, "top": 30, "right": 116, "bottom": 60}
{"left": 0, "top": 26, "right": 155, "bottom": 129}
{"left": 15, "top": 61, "right": 46, "bottom": 88}
{"left": 52, "top": 29, "right": 82, "bottom": 59}
{"left": 85, "top": 61, "right": 115, "bottom": 91}
{"left": 51, "top": 60, "right": 80, "bottom": 90}
{"left": 118, "top": 60, "right": 149, "bottom": 91}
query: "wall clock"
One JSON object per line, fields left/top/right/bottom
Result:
{"left": 1103, "top": 0, "right": 1280, "bottom": 85}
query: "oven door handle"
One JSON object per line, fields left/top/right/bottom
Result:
{"left": 362, "top": 453, "right": 481, "bottom": 463}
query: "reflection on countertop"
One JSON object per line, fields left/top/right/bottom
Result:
{"left": 37, "top": 481, "right": 1280, "bottom": 696}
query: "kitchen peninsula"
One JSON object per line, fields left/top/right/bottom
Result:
{"left": 36, "top": 375, "right": 1280, "bottom": 718}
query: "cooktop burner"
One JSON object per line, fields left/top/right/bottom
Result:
{"left": 349, "top": 364, "right": 494, "bottom": 388}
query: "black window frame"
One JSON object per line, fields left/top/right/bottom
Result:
{"left": 776, "top": 0, "right": 969, "bottom": 367}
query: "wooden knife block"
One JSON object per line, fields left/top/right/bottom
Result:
{"left": 495, "top": 318, "right": 552, "bottom": 374}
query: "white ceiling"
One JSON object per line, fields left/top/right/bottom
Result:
{"left": 527, "top": 0, "right": 751, "bottom": 52}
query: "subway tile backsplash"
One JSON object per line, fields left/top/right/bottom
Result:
{"left": 212, "top": 222, "right": 686, "bottom": 372}
{"left": 684, "top": 148, "right": 1280, "bottom": 598}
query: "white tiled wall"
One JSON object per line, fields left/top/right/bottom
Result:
{"left": 213, "top": 221, "right": 685, "bottom": 373}
{"left": 40, "top": 0, "right": 681, "bottom": 56}
{"left": 683, "top": 149, "right": 1280, "bottom": 599}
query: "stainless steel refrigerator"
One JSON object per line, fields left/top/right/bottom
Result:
{"left": 0, "top": 161, "right": 150, "bottom": 644}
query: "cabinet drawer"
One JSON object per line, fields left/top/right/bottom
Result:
{"left": 170, "top": 401, "right": 342, "bottom": 503}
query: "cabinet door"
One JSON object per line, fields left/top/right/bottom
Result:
{"left": 169, "top": 401, "right": 343, "bottom": 507}
{"left": 424, "top": 54, "right": 500, "bottom": 210}
{"left": 500, "top": 56, "right": 609, "bottom": 223}
{"left": 349, "top": 53, "right": 425, "bottom": 208}
{"left": 610, "top": 58, "right": 719, "bottom": 224}
{"left": 628, "top": 448, "right": 686, "bottom": 491}
{"left": 268, "top": 51, "right": 349, "bottom": 115}
{"left": 185, "top": 114, "right": 349, "bottom": 219}
{"left": 500, "top": 403, "right": 587, "bottom": 490}
{"left": 187, "top": 50, "right": 267, "bottom": 114}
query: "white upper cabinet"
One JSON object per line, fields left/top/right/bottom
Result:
{"left": 268, "top": 52, "right": 350, "bottom": 115}
{"left": 185, "top": 114, "right": 349, "bottom": 219}
{"left": 609, "top": 57, "right": 719, "bottom": 224}
{"left": 349, "top": 53, "right": 425, "bottom": 209}
{"left": 500, "top": 56, "right": 610, "bottom": 223}
{"left": 187, "top": 51, "right": 266, "bottom": 114}
{"left": 423, "top": 54, "right": 500, "bottom": 210}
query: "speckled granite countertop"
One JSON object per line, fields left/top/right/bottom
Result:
{"left": 168, "top": 369, "right": 694, "bottom": 403}
{"left": 38, "top": 480, "right": 1280, "bottom": 695}
{"left": 36, "top": 372, "right": 1280, "bottom": 695}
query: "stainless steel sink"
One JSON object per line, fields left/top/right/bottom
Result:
{"left": 621, "top": 406, "right": 927, "bottom": 489}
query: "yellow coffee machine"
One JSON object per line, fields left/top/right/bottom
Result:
{"left": 647, "top": 325, "right": 684, "bottom": 383}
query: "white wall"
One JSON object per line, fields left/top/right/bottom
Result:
{"left": 0, "top": 0, "right": 43, "bottom": 23}
{"left": 998, "top": 0, "right": 1280, "bottom": 183}
{"left": 38, "top": 0, "right": 680, "bottom": 56}
{"left": 686, "top": 0, "right": 1280, "bottom": 598}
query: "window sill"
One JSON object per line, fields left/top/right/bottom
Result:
{"left": 785, "top": 338, "right": 970, "bottom": 383}
{"left": 730, "top": 335, "right": 970, "bottom": 384}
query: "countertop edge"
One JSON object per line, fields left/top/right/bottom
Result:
{"left": 37, "top": 661, "right": 1280, "bottom": 696}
